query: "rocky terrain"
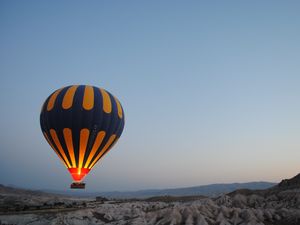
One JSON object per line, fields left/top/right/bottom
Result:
{"left": 0, "top": 174, "right": 300, "bottom": 225}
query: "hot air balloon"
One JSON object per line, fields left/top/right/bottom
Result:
{"left": 40, "top": 85, "right": 125, "bottom": 189}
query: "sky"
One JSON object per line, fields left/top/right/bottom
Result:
{"left": 0, "top": 1, "right": 300, "bottom": 192}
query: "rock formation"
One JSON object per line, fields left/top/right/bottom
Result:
{"left": 0, "top": 174, "right": 300, "bottom": 225}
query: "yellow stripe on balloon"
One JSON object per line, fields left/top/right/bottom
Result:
{"left": 88, "top": 134, "right": 116, "bottom": 169}
{"left": 63, "top": 128, "right": 77, "bottom": 168}
{"left": 84, "top": 131, "right": 106, "bottom": 168}
{"left": 47, "top": 89, "right": 62, "bottom": 111}
{"left": 83, "top": 86, "right": 94, "bottom": 110}
{"left": 49, "top": 129, "right": 72, "bottom": 168}
{"left": 78, "top": 129, "right": 90, "bottom": 169}
{"left": 114, "top": 97, "right": 123, "bottom": 119}
{"left": 99, "top": 137, "right": 118, "bottom": 162}
{"left": 43, "top": 132, "right": 68, "bottom": 168}
{"left": 62, "top": 85, "right": 78, "bottom": 109}
{"left": 100, "top": 88, "right": 112, "bottom": 113}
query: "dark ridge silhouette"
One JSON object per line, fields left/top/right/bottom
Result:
{"left": 276, "top": 173, "right": 300, "bottom": 189}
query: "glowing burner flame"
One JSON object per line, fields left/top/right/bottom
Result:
{"left": 68, "top": 168, "right": 90, "bottom": 182}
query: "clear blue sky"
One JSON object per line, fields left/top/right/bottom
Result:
{"left": 0, "top": 1, "right": 300, "bottom": 192}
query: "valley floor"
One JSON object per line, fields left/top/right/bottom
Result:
{"left": 1, "top": 193, "right": 300, "bottom": 225}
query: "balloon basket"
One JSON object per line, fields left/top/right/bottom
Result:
{"left": 70, "top": 182, "right": 85, "bottom": 189}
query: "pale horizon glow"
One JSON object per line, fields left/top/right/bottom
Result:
{"left": 0, "top": 1, "right": 300, "bottom": 192}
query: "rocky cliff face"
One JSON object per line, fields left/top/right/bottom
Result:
{"left": 0, "top": 175, "right": 299, "bottom": 225}
{"left": 276, "top": 173, "right": 300, "bottom": 190}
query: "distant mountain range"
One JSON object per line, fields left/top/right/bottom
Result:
{"left": 40, "top": 181, "right": 276, "bottom": 198}
{"left": 97, "top": 181, "right": 276, "bottom": 198}
{"left": 1, "top": 181, "right": 276, "bottom": 199}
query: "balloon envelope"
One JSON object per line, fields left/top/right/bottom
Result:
{"left": 40, "top": 85, "right": 125, "bottom": 184}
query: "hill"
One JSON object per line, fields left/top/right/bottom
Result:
{"left": 98, "top": 181, "right": 276, "bottom": 199}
